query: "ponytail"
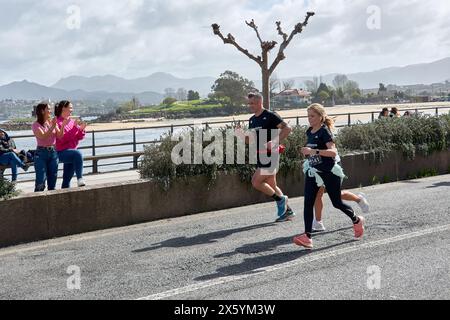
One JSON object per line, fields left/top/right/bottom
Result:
{"left": 324, "top": 115, "right": 335, "bottom": 130}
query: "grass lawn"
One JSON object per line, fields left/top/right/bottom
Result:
{"left": 133, "top": 100, "right": 223, "bottom": 115}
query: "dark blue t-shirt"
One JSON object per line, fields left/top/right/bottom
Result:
{"left": 306, "top": 125, "right": 336, "bottom": 172}
{"left": 249, "top": 109, "right": 283, "bottom": 151}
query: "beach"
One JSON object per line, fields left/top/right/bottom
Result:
{"left": 86, "top": 101, "right": 450, "bottom": 131}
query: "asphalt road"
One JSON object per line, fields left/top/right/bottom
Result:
{"left": 0, "top": 174, "right": 449, "bottom": 300}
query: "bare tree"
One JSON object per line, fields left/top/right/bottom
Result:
{"left": 176, "top": 88, "right": 187, "bottom": 101}
{"left": 304, "top": 76, "right": 319, "bottom": 93}
{"left": 212, "top": 12, "right": 315, "bottom": 110}
{"left": 332, "top": 74, "right": 348, "bottom": 90}
{"left": 269, "top": 74, "right": 280, "bottom": 98}
{"left": 164, "top": 88, "right": 176, "bottom": 99}
{"left": 282, "top": 79, "right": 295, "bottom": 91}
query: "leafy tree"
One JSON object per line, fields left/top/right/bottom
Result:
{"left": 211, "top": 70, "right": 255, "bottom": 106}
{"left": 378, "top": 83, "right": 387, "bottom": 96}
{"left": 318, "top": 91, "right": 330, "bottom": 103}
{"left": 187, "top": 90, "right": 200, "bottom": 101}
{"left": 336, "top": 87, "right": 345, "bottom": 99}
{"left": 316, "top": 83, "right": 330, "bottom": 95}
{"left": 162, "top": 97, "right": 177, "bottom": 106}
{"left": 344, "top": 80, "right": 360, "bottom": 98}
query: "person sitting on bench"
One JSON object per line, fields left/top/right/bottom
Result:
{"left": 0, "top": 129, "right": 29, "bottom": 183}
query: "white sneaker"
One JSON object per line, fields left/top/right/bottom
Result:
{"left": 77, "top": 178, "right": 86, "bottom": 187}
{"left": 312, "top": 219, "right": 326, "bottom": 232}
{"left": 357, "top": 192, "right": 369, "bottom": 213}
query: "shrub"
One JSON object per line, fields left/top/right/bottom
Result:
{"left": 0, "top": 178, "right": 18, "bottom": 200}
{"left": 140, "top": 114, "right": 450, "bottom": 189}
{"left": 337, "top": 114, "right": 450, "bottom": 161}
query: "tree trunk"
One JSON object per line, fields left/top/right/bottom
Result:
{"left": 261, "top": 50, "right": 270, "bottom": 110}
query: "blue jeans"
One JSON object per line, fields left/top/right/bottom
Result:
{"left": 0, "top": 152, "right": 25, "bottom": 181}
{"left": 34, "top": 147, "right": 58, "bottom": 192}
{"left": 58, "top": 149, "right": 84, "bottom": 189}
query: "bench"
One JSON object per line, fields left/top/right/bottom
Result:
{"left": 85, "top": 151, "right": 145, "bottom": 173}
{"left": 0, "top": 163, "right": 34, "bottom": 180}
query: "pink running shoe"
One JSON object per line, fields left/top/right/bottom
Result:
{"left": 353, "top": 216, "right": 365, "bottom": 239}
{"left": 293, "top": 234, "right": 313, "bottom": 249}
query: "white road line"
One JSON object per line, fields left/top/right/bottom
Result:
{"left": 137, "top": 224, "right": 450, "bottom": 300}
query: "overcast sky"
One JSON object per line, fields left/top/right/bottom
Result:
{"left": 0, "top": 0, "right": 449, "bottom": 86}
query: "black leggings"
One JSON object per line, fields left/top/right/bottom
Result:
{"left": 304, "top": 170, "right": 356, "bottom": 234}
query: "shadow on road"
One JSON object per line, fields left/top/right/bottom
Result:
{"left": 132, "top": 222, "right": 276, "bottom": 253}
{"left": 214, "top": 227, "right": 352, "bottom": 258}
{"left": 195, "top": 239, "right": 356, "bottom": 281}
{"left": 425, "top": 182, "right": 450, "bottom": 189}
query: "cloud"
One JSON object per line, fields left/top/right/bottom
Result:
{"left": 0, "top": 0, "right": 449, "bottom": 86}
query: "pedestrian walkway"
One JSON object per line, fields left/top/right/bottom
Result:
{"left": 14, "top": 170, "right": 141, "bottom": 194}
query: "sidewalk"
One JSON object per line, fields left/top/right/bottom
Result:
{"left": 14, "top": 170, "right": 141, "bottom": 194}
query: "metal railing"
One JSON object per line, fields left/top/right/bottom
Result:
{"left": 3, "top": 104, "right": 449, "bottom": 181}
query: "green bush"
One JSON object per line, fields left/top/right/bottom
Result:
{"left": 337, "top": 114, "right": 450, "bottom": 161}
{"left": 139, "top": 124, "right": 308, "bottom": 190}
{"left": 140, "top": 114, "right": 450, "bottom": 188}
{"left": 0, "top": 178, "right": 18, "bottom": 200}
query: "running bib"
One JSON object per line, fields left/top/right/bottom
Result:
{"left": 308, "top": 155, "right": 323, "bottom": 167}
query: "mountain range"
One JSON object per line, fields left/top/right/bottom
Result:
{"left": 286, "top": 57, "right": 450, "bottom": 89}
{"left": 0, "top": 80, "right": 163, "bottom": 104}
{"left": 0, "top": 57, "right": 449, "bottom": 103}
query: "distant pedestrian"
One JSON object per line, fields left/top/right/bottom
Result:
{"left": 378, "top": 107, "right": 389, "bottom": 119}
{"left": 389, "top": 107, "right": 400, "bottom": 118}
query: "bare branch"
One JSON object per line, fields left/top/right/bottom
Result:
{"left": 276, "top": 21, "right": 288, "bottom": 42}
{"left": 269, "top": 12, "right": 315, "bottom": 75}
{"left": 262, "top": 41, "right": 277, "bottom": 52}
{"left": 245, "top": 19, "right": 264, "bottom": 45}
{"left": 212, "top": 23, "right": 263, "bottom": 66}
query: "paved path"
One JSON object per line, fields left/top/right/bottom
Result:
{"left": 0, "top": 175, "right": 449, "bottom": 300}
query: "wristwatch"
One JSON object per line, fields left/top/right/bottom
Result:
{"left": 316, "top": 149, "right": 320, "bottom": 155}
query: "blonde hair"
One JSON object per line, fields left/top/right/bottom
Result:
{"left": 307, "top": 103, "right": 334, "bottom": 130}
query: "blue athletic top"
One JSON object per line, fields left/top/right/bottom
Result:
{"left": 305, "top": 125, "right": 336, "bottom": 172}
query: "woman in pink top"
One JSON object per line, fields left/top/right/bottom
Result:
{"left": 32, "top": 103, "right": 67, "bottom": 191}
{"left": 54, "top": 100, "right": 86, "bottom": 189}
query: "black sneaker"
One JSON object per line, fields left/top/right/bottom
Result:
{"left": 22, "top": 163, "right": 30, "bottom": 172}
{"left": 275, "top": 208, "right": 296, "bottom": 222}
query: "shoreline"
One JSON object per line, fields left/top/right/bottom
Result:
{"left": 2, "top": 101, "right": 449, "bottom": 132}
{"left": 86, "top": 101, "right": 450, "bottom": 131}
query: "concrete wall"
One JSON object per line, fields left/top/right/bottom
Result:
{"left": 0, "top": 150, "right": 449, "bottom": 248}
